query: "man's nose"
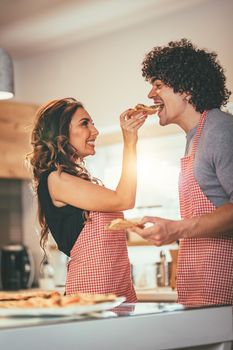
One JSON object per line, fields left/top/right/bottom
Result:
{"left": 148, "top": 89, "right": 153, "bottom": 99}
{"left": 91, "top": 125, "right": 99, "bottom": 136}
{"left": 148, "top": 86, "right": 155, "bottom": 99}
{"left": 148, "top": 86, "right": 160, "bottom": 99}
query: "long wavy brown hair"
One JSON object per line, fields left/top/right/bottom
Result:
{"left": 28, "top": 97, "right": 94, "bottom": 252}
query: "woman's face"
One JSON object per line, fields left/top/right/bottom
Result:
{"left": 148, "top": 79, "right": 189, "bottom": 127}
{"left": 69, "top": 107, "right": 99, "bottom": 159}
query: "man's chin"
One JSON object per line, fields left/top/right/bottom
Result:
{"left": 159, "top": 118, "right": 167, "bottom": 126}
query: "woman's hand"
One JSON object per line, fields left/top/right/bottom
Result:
{"left": 120, "top": 109, "right": 147, "bottom": 146}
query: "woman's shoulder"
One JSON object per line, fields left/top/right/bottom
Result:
{"left": 47, "top": 170, "right": 78, "bottom": 185}
{"left": 39, "top": 168, "right": 61, "bottom": 196}
{"left": 40, "top": 167, "right": 57, "bottom": 179}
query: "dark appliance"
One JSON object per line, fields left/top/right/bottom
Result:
{"left": 0, "top": 244, "right": 35, "bottom": 290}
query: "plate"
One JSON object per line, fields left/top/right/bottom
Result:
{"left": 0, "top": 297, "right": 125, "bottom": 317}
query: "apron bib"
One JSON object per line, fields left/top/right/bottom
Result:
{"left": 65, "top": 211, "right": 137, "bottom": 303}
{"left": 177, "top": 111, "right": 233, "bottom": 306}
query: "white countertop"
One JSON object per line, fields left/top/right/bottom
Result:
{"left": 0, "top": 304, "right": 232, "bottom": 350}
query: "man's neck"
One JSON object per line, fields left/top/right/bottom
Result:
{"left": 178, "top": 106, "right": 203, "bottom": 134}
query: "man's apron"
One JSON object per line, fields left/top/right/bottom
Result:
{"left": 65, "top": 211, "right": 137, "bottom": 303}
{"left": 177, "top": 111, "right": 233, "bottom": 306}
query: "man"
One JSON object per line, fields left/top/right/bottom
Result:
{"left": 132, "top": 39, "right": 233, "bottom": 306}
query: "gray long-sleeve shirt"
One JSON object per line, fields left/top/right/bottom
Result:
{"left": 185, "top": 108, "right": 233, "bottom": 208}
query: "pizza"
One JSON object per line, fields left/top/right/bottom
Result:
{"left": 106, "top": 218, "right": 144, "bottom": 231}
{"left": 0, "top": 291, "right": 117, "bottom": 308}
{"left": 0, "top": 290, "right": 60, "bottom": 301}
{"left": 128, "top": 102, "right": 163, "bottom": 117}
{"left": 61, "top": 293, "right": 117, "bottom": 306}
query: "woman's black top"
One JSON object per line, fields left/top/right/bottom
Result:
{"left": 38, "top": 169, "right": 85, "bottom": 256}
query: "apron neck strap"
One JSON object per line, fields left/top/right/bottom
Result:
{"left": 191, "top": 110, "right": 208, "bottom": 155}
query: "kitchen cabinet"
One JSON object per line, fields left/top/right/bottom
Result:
{"left": 0, "top": 304, "right": 232, "bottom": 349}
{"left": 0, "top": 101, "right": 38, "bottom": 179}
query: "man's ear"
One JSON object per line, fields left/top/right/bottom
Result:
{"left": 182, "top": 92, "right": 191, "bottom": 102}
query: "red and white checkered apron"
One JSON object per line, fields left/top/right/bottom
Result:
{"left": 65, "top": 211, "right": 137, "bottom": 302}
{"left": 177, "top": 111, "right": 233, "bottom": 306}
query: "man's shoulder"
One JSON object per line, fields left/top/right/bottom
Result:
{"left": 206, "top": 108, "right": 233, "bottom": 127}
{"left": 204, "top": 108, "right": 233, "bottom": 139}
{"left": 198, "top": 109, "right": 233, "bottom": 163}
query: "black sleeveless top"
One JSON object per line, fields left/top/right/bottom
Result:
{"left": 38, "top": 170, "right": 85, "bottom": 256}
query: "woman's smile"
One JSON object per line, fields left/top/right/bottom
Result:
{"left": 69, "top": 107, "right": 99, "bottom": 158}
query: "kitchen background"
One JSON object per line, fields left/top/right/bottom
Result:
{"left": 0, "top": 0, "right": 232, "bottom": 292}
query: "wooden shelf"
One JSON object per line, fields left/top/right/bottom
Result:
{"left": 127, "top": 241, "right": 155, "bottom": 246}
{"left": 127, "top": 242, "right": 179, "bottom": 251}
{"left": 0, "top": 100, "right": 38, "bottom": 179}
{"left": 136, "top": 288, "right": 177, "bottom": 302}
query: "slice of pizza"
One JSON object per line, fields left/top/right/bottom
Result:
{"left": 0, "top": 290, "right": 60, "bottom": 302}
{"left": 0, "top": 295, "right": 61, "bottom": 308}
{"left": 127, "top": 102, "right": 164, "bottom": 117}
{"left": 0, "top": 291, "right": 118, "bottom": 308}
{"left": 106, "top": 218, "right": 144, "bottom": 231}
{"left": 61, "top": 293, "right": 117, "bottom": 306}
{"left": 22, "top": 295, "right": 61, "bottom": 308}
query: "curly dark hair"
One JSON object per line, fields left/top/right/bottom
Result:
{"left": 142, "top": 38, "right": 231, "bottom": 113}
{"left": 28, "top": 97, "right": 94, "bottom": 251}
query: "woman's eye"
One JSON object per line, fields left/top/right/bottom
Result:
{"left": 79, "top": 118, "right": 94, "bottom": 127}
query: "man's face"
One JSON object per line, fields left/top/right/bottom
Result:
{"left": 148, "top": 79, "right": 188, "bottom": 127}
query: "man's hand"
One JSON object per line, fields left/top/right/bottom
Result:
{"left": 132, "top": 216, "right": 184, "bottom": 246}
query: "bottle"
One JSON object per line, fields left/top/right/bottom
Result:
{"left": 38, "top": 258, "right": 55, "bottom": 290}
{"left": 145, "top": 263, "right": 157, "bottom": 288}
{"left": 157, "top": 251, "right": 169, "bottom": 287}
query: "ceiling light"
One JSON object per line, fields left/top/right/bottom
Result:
{"left": 0, "top": 48, "right": 14, "bottom": 100}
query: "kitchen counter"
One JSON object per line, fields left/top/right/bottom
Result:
{"left": 0, "top": 303, "right": 232, "bottom": 350}
{"left": 55, "top": 286, "right": 178, "bottom": 302}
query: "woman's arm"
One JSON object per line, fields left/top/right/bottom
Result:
{"left": 48, "top": 111, "right": 147, "bottom": 212}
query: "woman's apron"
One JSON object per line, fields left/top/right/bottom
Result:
{"left": 65, "top": 211, "right": 137, "bottom": 303}
{"left": 177, "top": 111, "right": 233, "bottom": 306}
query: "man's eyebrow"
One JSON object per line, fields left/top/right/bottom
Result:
{"left": 150, "top": 77, "right": 156, "bottom": 83}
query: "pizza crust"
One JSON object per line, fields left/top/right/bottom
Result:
{"left": 106, "top": 218, "right": 144, "bottom": 231}
{"left": 0, "top": 291, "right": 117, "bottom": 308}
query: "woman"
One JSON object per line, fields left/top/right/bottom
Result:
{"left": 29, "top": 97, "right": 147, "bottom": 302}
{"left": 133, "top": 39, "right": 233, "bottom": 306}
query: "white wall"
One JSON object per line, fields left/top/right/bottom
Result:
{"left": 14, "top": 0, "right": 233, "bottom": 130}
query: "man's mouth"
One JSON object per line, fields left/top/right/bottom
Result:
{"left": 154, "top": 100, "right": 164, "bottom": 113}
{"left": 86, "top": 139, "right": 96, "bottom": 146}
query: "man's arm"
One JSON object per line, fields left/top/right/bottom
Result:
{"left": 133, "top": 203, "right": 233, "bottom": 246}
